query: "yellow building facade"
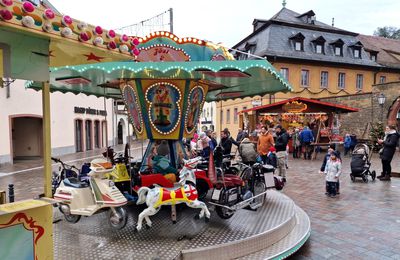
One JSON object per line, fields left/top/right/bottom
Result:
{"left": 217, "top": 63, "right": 400, "bottom": 138}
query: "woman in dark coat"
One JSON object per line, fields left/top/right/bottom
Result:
{"left": 377, "top": 125, "right": 400, "bottom": 181}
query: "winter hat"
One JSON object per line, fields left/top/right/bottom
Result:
{"left": 275, "top": 125, "right": 283, "bottom": 130}
{"left": 269, "top": 147, "right": 276, "bottom": 152}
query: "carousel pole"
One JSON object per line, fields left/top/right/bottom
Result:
{"left": 42, "top": 82, "right": 52, "bottom": 198}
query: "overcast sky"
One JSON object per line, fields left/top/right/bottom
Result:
{"left": 50, "top": 0, "right": 400, "bottom": 47}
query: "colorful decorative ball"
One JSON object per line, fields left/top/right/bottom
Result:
{"left": 79, "top": 32, "right": 90, "bottom": 42}
{"left": 132, "top": 38, "right": 140, "bottom": 46}
{"left": 42, "top": 22, "right": 53, "bottom": 32}
{"left": 62, "top": 15, "right": 73, "bottom": 26}
{"left": 22, "top": 1, "right": 35, "bottom": 13}
{"left": 120, "top": 34, "right": 129, "bottom": 42}
{"left": 93, "top": 37, "right": 104, "bottom": 46}
{"left": 77, "top": 22, "right": 87, "bottom": 30}
{"left": 108, "top": 41, "right": 117, "bottom": 50}
{"left": 43, "top": 9, "right": 55, "bottom": 20}
{"left": 0, "top": 0, "right": 13, "bottom": 7}
{"left": 21, "top": 16, "right": 35, "bottom": 27}
{"left": 0, "top": 9, "right": 12, "bottom": 20}
{"left": 107, "top": 30, "right": 116, "bottom": 38}
{"left": 119, "top": 44, "right": 129, "bottom": 52}
{"left": 61, "top": 27, "right": 73, "bottom": 37}
{"left": 133, "top": 48, "right": 140, "bottom": 56}
{"left": 93, "top": 26, "right": 103, "bottom": 35}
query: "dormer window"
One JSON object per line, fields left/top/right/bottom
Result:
{"left": 312, "top": 36, "right": 326, "bottom": 54}
{"left": 335, "top": 46, "right": 342, "bottom": 56}
{"left": 289, "top": 32, "right": 305, "bottom": 52}
{"left": 354, "top": 49, "right": 360, "bottom": 58}
{"left": 244, "top": 41, "right": 257, "bottom": 57}
{"left": 295, "top": 41, "right": 302, "bottom": 51}
{"left": 330, "top": 39, "right": 344, "bottom": 57}
{"left": 296, "top": 10, "right": 316, "bottom": 25}
{"left": 368, "top": 50, "right": 378, "bottom": 62}
{"left": 349, "top": 41, "right": 363, "bottom": 59}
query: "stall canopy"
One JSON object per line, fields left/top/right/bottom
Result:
{"left": 26, "top": 60, "right": 292, "bottom": 101}
{"left": 240, "top": 97, "right": 359, "bottom": 114}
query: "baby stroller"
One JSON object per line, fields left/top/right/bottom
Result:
{"left": 350, "top": 143, "right": 376, "bottom": 182}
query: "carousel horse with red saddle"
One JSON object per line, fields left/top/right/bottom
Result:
{"left": 136, "top": 156, "right": 210, "bottom": 231}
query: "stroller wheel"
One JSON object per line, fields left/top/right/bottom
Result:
{"left": 350, "top": 175, "right": 355, "bottom": 182}
{"left": 371, "top": 170, "right": 376, "bottom": 181}
{"left": 362, "top": 175, "right": 368, "bottom": 183}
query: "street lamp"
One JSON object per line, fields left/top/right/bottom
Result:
{"left": 377, "top": 93, "right": 386, "bottom": 123}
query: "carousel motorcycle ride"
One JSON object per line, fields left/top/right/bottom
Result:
{"left": 53, "top": 159, "right": 128, "bottom": 229}
{"left": 51, "top": 157, "right": 91, "bottom": 196}
{"left": 101, "top": 145, "right": 213, "bottom": 201}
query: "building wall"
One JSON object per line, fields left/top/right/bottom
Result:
{"left": 320, "top": 81, "right": 400, "bottom": 137}
{"left": 0, "top": 80, "right": 124, "bottom": 164}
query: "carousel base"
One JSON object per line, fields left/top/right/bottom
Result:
{"left": 53, "top": 190, "right": 310, "bottom": 260}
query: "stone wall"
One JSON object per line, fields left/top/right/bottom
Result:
{"left": 319, "top": 81, "right": 400, "bottom": 138}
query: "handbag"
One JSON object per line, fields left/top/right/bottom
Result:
{"left": 378, "top": 148, "right": 384, "bottom": 155}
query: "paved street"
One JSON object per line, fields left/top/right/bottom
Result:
{"left": 1, "top": 146, "right": 400, "bottom": 259}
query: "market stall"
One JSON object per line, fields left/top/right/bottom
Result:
{"left": 239, "top": 97, "right": 359, "bottom": 151}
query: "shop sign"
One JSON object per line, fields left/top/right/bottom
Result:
{"left": 74, "top": 106, "right": 107, "bottom": 116}
{"left": 282, "top": 101, "right": 307, "bottom": 113}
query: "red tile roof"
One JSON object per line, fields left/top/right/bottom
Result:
{"left": 357, "top": 34, "right": 400, "bottom": 68}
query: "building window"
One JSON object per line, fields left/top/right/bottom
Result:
{"left": 301, "top": 70, "right": 310, "bottom": 87}
{"left": 220, "top": 109, "right": 223, "bottom": 124}
{"left": 85, "top": 120, "right": 92, "bottom": 151}
{"left": 94, "top": 120, "right": 100, "bottom": 149}
{"left": 295, "top": 41, "right": 303, "bottom": 51}
{"left": 356, "top": 74, "right": 363, "bottom": 90}
{"left": 226, "top": 109, "right": 231, "bottom": 124}
{"left": 371, "top": 53, "right": 377, "bottom": 61}
{"left": 101, "top": 121, "right": 107, "bottom": 147}
{"left": 380, "top": 76, "right": 386, "bottom": 84}
{"left": 335, "top": 46, "right": 342, "bottom": 56}
{"left": 280, "top": 68, "right": 289, "bottom": 80}
{"left": 210, "top": 106, "right": 213, "bottom": 117}
{"left": 75, "top": 119, "right": 83, "bottom": 152}
{"left": 338, "top": 72, "right": 346, "bottom": 89}
{"left": 243, "top": 106, "right": 247, "bottom": 111}
{"left": 316, "top": 44, "right": 323, "bottom": 54}
{"left": 354, "top": 49, "right": 361, "bottom": 58}
{"left": 320, "top": 71, "right": 328, "bottom": 88}
{"left": 234, "top": 108, "right": 238, "bottom": 124}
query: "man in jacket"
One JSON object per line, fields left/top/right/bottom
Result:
{"left": 300, "top": 126, "right": 314, "bottom": 160}
{"left": 220, "top": 128, "right": 239, "bottom": 156}
{"left": 275, "top": 125, "right": 289, "bottom": 182}
{"left": 377, "top": 125, "right": 400, "bottom": 181}
{"left": 257, "top": 126, "right": 274, "bottom": 164}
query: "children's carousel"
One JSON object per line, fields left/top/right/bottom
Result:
{"left": 1, "top": 1, "right": 310, "bottom": 259}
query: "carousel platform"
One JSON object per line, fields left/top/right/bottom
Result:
{"left": 53, "top": 190, "right": 310, "bottom": 260}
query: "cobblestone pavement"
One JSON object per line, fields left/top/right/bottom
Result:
{"left": 288, "top": 151, "right": 400, "bottom": 260}
{"left": 1, "top": 147, "right": 400, "bottom": 259}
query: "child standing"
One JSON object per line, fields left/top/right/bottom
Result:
{"left": 324, "top": 151, "right": 341, "bottom": 197}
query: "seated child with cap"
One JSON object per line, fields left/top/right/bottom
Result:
{"left": 266, "top": 147, "right": 277, "bottom": 168}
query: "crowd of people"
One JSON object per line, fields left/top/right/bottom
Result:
{"left": 186, "top": 123, "right": 399, "bottom": 194}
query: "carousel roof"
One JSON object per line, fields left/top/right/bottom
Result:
{"left": 240, "top": 97, "right": 359, "bottom": 114}
{"left": 26, "top": 60, "right": 292, "bottom": 101}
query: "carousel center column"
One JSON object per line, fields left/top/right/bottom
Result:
{"left": 120, "top": 79, "right": 207, "bottom": 172}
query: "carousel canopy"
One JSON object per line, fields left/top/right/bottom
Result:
{"left": 26, "top": 60, "right": 292, "bottom": 101}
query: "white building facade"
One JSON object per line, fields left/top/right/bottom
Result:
{"left": 0, "top": 80, "right": 130, "bottom": 164}
{"left": 198, "top": 101, "right": 217, "bottom": 133}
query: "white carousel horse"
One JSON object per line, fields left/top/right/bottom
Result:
{"left": 136, "top": 156, "right": 210, "bottom": 231}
